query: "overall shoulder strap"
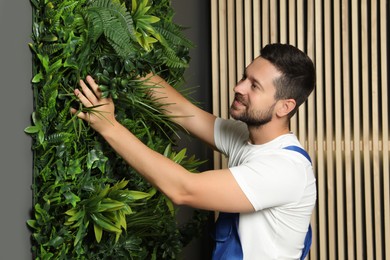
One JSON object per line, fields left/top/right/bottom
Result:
{"left": 283, "top": 145, "right": 312, "bottom": 164}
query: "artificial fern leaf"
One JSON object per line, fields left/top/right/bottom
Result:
{"left": 85, "top": 0, "right": 138, "bottom": 57}
{"left": 162, "top": 48, "right": 189, "bottom": 69}
{"left": 155, "top": 23, "right": 194, "bottom": 49}
{"left": 41, "top": 43, "right": 66, "bottom": 56}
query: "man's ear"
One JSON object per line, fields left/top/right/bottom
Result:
{"left": 276, "top": 99, "right": 296, "bottom": 117}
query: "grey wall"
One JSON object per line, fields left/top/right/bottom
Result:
{"left": 0, "top": 0, "right": 34, "bottom": 259}
{"left": 0, "top": 0, "right": 211, "bottom": 259}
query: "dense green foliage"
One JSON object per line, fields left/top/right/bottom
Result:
{"left": 25, "top": 0, "right": 208, "bottom": 258}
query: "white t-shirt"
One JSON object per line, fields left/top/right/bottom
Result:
{"left": 214, "top": 118, "right": 317, "bottom": 260}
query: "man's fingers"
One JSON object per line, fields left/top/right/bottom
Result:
{"left": 70, "top": 107, "right": 87, "bottom": 121}
{"left": 86, "top": 75, "right": 102, "bottom": 99}
{"left": 79, "top": 79, "right": 99, "bottom": 106}
{"left": 74, "top": 88, "right": 93, "bottom": 107}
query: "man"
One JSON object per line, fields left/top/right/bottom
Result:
{"left": 72, "top": 43, "right": 317, "bottom": 259}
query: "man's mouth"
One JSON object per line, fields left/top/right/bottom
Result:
{"left": 233, "top": 94, "right": 246, "bottom": 107}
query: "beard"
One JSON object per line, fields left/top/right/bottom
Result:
{"left": 230, "top": 94, "right": 276, "bottom": 128}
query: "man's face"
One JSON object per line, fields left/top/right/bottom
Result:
{"left": 230, "top": 57, "right": 281, "bottom": 127}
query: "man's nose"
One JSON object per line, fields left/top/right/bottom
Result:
{"left": 234, "top": 79, "right": 249, "bottom": 94}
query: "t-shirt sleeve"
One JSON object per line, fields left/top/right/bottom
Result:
{"left": 229, "top": 155, "right": 308, "bottom": 211}
{"left": 214, "top": 117, "right": 248, "bottom": 156}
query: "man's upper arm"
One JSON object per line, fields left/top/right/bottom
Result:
{"left": 145, "top": 73, "right": 217, "bottom": 149}
{"left": 181, "top": 168, "right": 255, "bottom": 213}
{"left": 178, "top": 105, "right": 217, "bottom": 149}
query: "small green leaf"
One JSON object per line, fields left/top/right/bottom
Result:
{"left": 65, "top": 210, "right": 84, "bottom": 224}
{"left": 64, "top": 191, "right": 80, "bottom": 207}
{"left": 48, "top": 236, "right": 64, "bottom": 247}
{"left": 90, "top": 213, "right": 121, "bottom": 233}
{"left": 172, "top": 148, "right": 187, "bottom": 163}
{"left": 164, "top": 196, "right": 175, "bottom": 216}
{"left": 27, "top": 219, "right": 37, "bottom": 229}
{"left": 74, "top": 220, "right": 88, "bottom": 246}
{"left": 109, "top": 179, "right": 129, "bottom": 192}
{"left": 24, "top": 125, "right": 40, "bottom": 134}
{"left": 65, "top": 207, "right": 77, "bottom": 216}
{"left": 126, "top": 190, "right": 153, "bottom": 200}
{"left": 32, "top": 72, "right": 44, "bottom": 83}
{"left": 97, "top": 199, "right": 125, "bottom": 212}
{"left": 94, "top": 223, "right": 103, "bottom": 243}
{"left": 41, "top": 34, "right": 58, "bottom": 42}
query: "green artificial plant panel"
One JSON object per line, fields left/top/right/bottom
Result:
{"left": 25, "top": 0, "right": 209, "bottom": 258}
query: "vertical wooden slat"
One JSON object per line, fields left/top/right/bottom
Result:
{"left": 306, "top": 1, "right": 316, "bottom": 259}
{"left": 380, "top": 1, "right": 390, "bottom": 259}
{"left": 341, "top": 0, "right": 355, "bottom": 259}
{"left": 289, "top": 0, "right": 298, "bottom": 135}
{"left": 211, "top": 0, "right": 221, "bottom": 170}
{"left": 351, "top": 0, "right": 363, "bottom": 258}
{"left": 324, "top": 0, "right": 336, "bottom": 258}
{"left": 361, "top": 0, "right": 374, "bottom": 259}
{"left": 288, "top": 0, "right": 297, "bottom": 45}
{"left": 235, "top": 1, "right": 245, "bottom": 83}
{"left": 297, "top": 0, "right": 307, "bottom": 147}
{"left": 227, "top": 0, "right": 236, "bottom": 111}
{"left": 218, "top": 0, "right": 228, "bottom": 119}
{"left": 269, "top": 0, "right": 277, "bottom": 43}
{"left": 314, "top": 0, "right": 327, "bottom": 258}
{"left": 279, "top": 0, "right": 287, "bottom": 44}
{"left": 219, "top": 0, "right": 229, "bottom": 168}
{"left": 244, "top": 1, "right": 253, "bottom": 64}
{"left": 261, "top": 0, "right": 269, "bottom": 46}
{"left": 253, "top": 0, "right": 261, "bottom": 56}
{"left": 333, "top": 0, "right": 346, "bottom": 259}
{"left": 306, "top": 0, "right": 319, "bottom": 260}
{"left": 370, "top": 1, "right": 382, "bottom": 259}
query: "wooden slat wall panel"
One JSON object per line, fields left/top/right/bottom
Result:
{"left": 210, "top": 0, "right": 390, "bottom": 259}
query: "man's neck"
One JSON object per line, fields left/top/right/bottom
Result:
{"left": 247, "top": 123, "right": 290, "bottom": 145}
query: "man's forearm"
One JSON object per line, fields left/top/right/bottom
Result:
{"left": 100, "top": 121, "right": 192, "bottom": 204}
